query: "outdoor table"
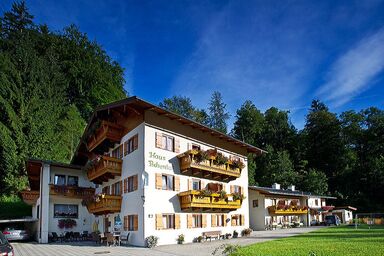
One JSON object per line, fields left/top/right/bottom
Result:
{"left": 113, "top": 233, "right": 121, "bottom": 246}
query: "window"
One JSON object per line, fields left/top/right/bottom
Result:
{"left": 192, "top": 214, "right": 202, "bottom": 228}
{"left": 232, "top": 214, "right": 243, "bottom": 226}
{"left": 127, "top": 176, "right": 134, "bottom": 192}
{"left": 216, "top": 214, "right": 225, "bottom": 227}
{"left": 253, "top": 199, "right": 259, "bottom": 208}
{"left": 67, "top": 176, "right": 78, "bottom": 186}
{"left": 162, "top": 174, "right": 174, "bottom": 190}
{"left": 112, "top": 145, "right": 123, "bottom": 159}
{"left": 233, "top": 185, "right": 242, "bottom": 194}
{"left": 113, "top": 181, "right": 121, "bottom": 195}
{"left": 54, "top": 204, "right": 78, "bottom": 218}
{"left": 192, "top": 180, "right": 201, "bottom": 190}
{"left": 156, "top": 133, "right": 175, "bottom": 151}
{"left": 102, "top": 186, "right": 110, "bottom": 195}
{"left": 124, "top": 215, "right": 138, "bottom": 231}
{"left": 315, "top": 199, "right": 319, "bottom": 206}
{"left": 162, "top": 214, "right": 175, "bottom": 229}
{"left": 124, "top": 175, "right": 138, "bottom": 193}
{"left": 54, "top": 175, "right": 66, "bottom": 186}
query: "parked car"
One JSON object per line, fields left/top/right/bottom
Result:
{"left": 0, "top": 232, "right": 14, "bottom": 256}
{"left": 3, "top": 225, "right": 30, "bottom": 241}
{"left": 325, "top": 215, "right": 341, "bottom": 226}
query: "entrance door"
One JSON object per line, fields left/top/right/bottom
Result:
{"left": 104, "top": 217, "right": 110, "bottom": 233}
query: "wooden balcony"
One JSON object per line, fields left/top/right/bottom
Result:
{"left": 87, "top": 156, "right": 122, "bottom": 184}
{"left": 49, "top": 185, "right": 95, "bottom": 199}
{"left": 20, "top": 190, "right": 40, "bottom": 205}
{"left": 268, "top": 205, "right": 308, "bottom": 215}
{"left": 177, "top": 150, "right": 242, "bottom": 182}
{"left": 87, "top": 195, "right": 122, "bottom": 216}
{"left": 87, "top": 121, "right": 123, "bottom": 153}
{"left": 178, "top": 190, "right": 242, "bottom": 213}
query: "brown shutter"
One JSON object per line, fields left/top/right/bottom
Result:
{"left": 124, "top": 216, "right": 128, "bottom": 231}
{"left": 119, "top": 144, "right": 123, "bottom": 159}
{"left": 175, "top": 214, "right": 180, "bottom": 229}
{"left": 202, "top": 214, "right": 207, "bottom": 228}
{"left": 187, "top": 214, "right": 192, "bottom": 229}
{"left": 133, "top": 215, "right": 138, "bottom": 231}
{"left": 188, "top": 179, "right": 192, "bottom": 191}
{"left": 156, "top": 214, "right": 163, "bottom": 230}
{"left": 240, "top": 186, "right": 243, "bottom": 195}
{"left": 133, "top": 175, "right": 138, "bottom": 191}
{"left": 156, "top": 132, "right": 163, "bottom": 148}
{"left": 119, "top": 181, "right": 122, "bottom": 195}
{"left": 123, "top": 178, "right": 127, "bottom": 193}
{"left": 111, "top": 184, "right": 115, "bottom": 195}
{"left": 241, "top": 215, "right": 245, "bottom": 226}
{"left": 155, "top": 173, "right": 162, "bottom": 190}
{"left": 134, "top": 134, "right": 138, "bottom": 150}
{"left": 223, "top": 214, "right": 227, "bottom": 226}
{"left": 174, "top": 138, "right": 180, "bottom": 153}
{"left": 211, "top": 214, "right": 217, "bottom": 227}
{"left": 174, "top": 176, "right": 180, "bottom": 191}
{"left": 124, "top": 141, "right": 128, "bottom": 156}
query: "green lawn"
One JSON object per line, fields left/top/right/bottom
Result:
{"left": 233, "top": 225, "right": 384, "bottom": 256}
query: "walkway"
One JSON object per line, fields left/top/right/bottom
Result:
{"left": 12, "top": 227, "right": 323, "bottom": 256}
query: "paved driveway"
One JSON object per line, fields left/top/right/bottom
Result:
{"left": 12, "top": 227, "right": 323, "bottom": 256}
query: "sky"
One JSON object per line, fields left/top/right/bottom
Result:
{"left": 2, "top": 0, "right": 384, "bottom": 129}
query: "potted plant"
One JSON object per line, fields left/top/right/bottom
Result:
{"left": 232, "top": 192, "right": 246, "bottom": 201}
{"left": 177, "top": 234, "right": 185, "bottom": 244}
{"left": 197, "top": 235, "right": 203, "bottom": 243}
{"left": 241, "top": 228, "right": 252, "bottom": 237}
{"left": 213, "top": 153, "right": 228, "bottom": 166}
{"left": 225, "top": 233, "right": 232, "bottom": 239}
{"left": 219, "top": 190, "right": 227, "bottom": 199}
{"left": 233, "top": 230, "right": 238, "bottom": 238}
{"left": 194, "top": 150, "right": 209, "bottom": 163}
{"left": 232, "top": 159, "right": 245, "bottom": 170}
{"left": 145, "top": 235, "right": 159, "bottom": 248}
{"left": 206, "top": 149, "right": 217, "bottom": 160}
{"left": 199, "top": 189, "right": 212, "bottom": 198}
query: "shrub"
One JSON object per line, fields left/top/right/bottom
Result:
{"left": 232, "top": 192, "right": 246, "bottom": 201}
{"left": 197, "top": 235, "right": 203, "bottom": 242}
{"left": 225, "top": 233, "right": 232, "bottom": 239}
{"left": 219, "top": 190, "right": 227, "bottom": 199}
{"left": 194, "top": 150, "right": 209, "bottom": 163}
{"left": 212, "top": 244, "right": 241, "bottom": 256}
{"left": 177, "top": 234, "right": 185, "bottom": 244}
{"left": 233, "top": 230, "right": 239, "bottom": 238}
{"left": 145, "top": 235, "right": 159, "bottom": 248}
{"left": 214, "top": 153, "right": 228, "bottom": 166}
{"left": 241, "top": 228, "right": 252, "bottom": 236}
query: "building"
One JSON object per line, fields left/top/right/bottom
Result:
{"left": 21, "top": 96, "right": 265, "bottom": 246}
{"left": 331, "top": 206, "right": 357, "bottom": 224}
{"left": 248, "top": 183, "right": 335, "bottom": 230}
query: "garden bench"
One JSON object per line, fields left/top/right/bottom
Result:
{"left": 202, "top": 231, "right": 222, "bottom": 241}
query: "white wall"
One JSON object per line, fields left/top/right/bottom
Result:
{"left": 143, "top": 125, "right": 249, "bottom": 245}
{"left": 248, "top": 190, "right": 266, "bottom": 230}
{"left": 50, "top": 167, "right": 94, "bottom": 188}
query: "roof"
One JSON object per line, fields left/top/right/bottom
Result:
{"left": 334, "top": 206, "right": 357, "bottom": 211}
{"left": 71, "top": 96, "right": 266, "bottom": 164}
{"left": 249, "top": 186, "right": 336, "bottom": 199}
{"left": 0, "top": 218, "right": 38, "bottom": 223}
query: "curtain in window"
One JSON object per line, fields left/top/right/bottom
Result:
{"left": 54, "top": 175, "right": 66, "bottom": 186}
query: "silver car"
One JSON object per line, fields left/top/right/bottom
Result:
{"left": 3, "top": 226, "right": 30, "bottom": 241}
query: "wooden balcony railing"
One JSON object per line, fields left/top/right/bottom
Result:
{"left": 178, "top": 190, "right": 242, "bottom": 213}
{"left": 49, "top": 185, "right": 95, "bottom": 199}
{"left": 268, "top": 205, "right": 308, "bottom": 215}
{"left": 20, "top": 190, "right": 40, "bottom": 205}
{"left": 177, "top": 150, "right": 242, "bottom": 182}
{"left": 86, "top": 194, "right": 122, "bottom": 215}
{"left": 87, "top": 156, "right": 122, "bottom": 184}
{"left": 87, "top": 121, "right": 123, "bottom": 152}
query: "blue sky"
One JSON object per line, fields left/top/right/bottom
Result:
{"left": 2, "top": 0, "right": 384, "bottom": 129}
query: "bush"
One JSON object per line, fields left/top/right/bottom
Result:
{"left": 212, "top": 244, "right": 241, "bottom": 256}
{"left": 241, "top": 228, "right": 252, "bottom": 236}
{"left": 0, "top": 195, "right": 31, "bottom": 219}
{"left": 225, "top": 233, "right": 232, "bottom": 239}
{"left": 177, "top": 234, "right": 185, "bottom": 244}
{"left": 197, "top": 235, "right": 203, "bottom": 242}
{"left": 233, "top": 230, "right": 239, "bottom": 238}
{"left": 145, "top": 235, "right": 159, "bottom": 248}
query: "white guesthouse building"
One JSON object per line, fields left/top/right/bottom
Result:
{"left": 21, "top": 96, "right": 264, "bottom": 246}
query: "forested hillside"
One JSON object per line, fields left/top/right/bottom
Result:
{"left": 0, "top": 2, "right": 127, "bottom": 194}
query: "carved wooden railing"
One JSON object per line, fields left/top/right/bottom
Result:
{"left": 86, "top": 194, "right": 122, "bottom": 215}
{"left": 49, "top": 185, "right": 95, "bottom": 199}
{"left": 268, "top": 205, "right": 308, "bottom": 215}
{"left": 20, "top": 190, "right": 40, "bottom": 205}
{"left": 87, "top": 121, "right": 123, "bottom": 152}
{"left": 87, "top": 156, "right": 122, "bottom": 184}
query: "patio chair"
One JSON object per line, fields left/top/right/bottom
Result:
{"left": 120, "top": 232, "right": 130, "bottom": 246}
{"left": 73, "top": 232, "right": 81, "bottom": 241}
{"left": 106, "top": 233, "right": 114, "bottom": 246}
{"left": 51, "top": 232, "right": 58, "bottom": 242}
{"left": 91, "top": 232, "right": 100, "bottom": 244}
{"left": 64, "top": 232, "right": 71, "bottom": 242}
{"left": 82, "top": 231, "right": 89, "bottom": 241}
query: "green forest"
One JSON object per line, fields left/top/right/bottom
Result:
{"left": 1, "top": 2, "right": 383, "bottom": 213}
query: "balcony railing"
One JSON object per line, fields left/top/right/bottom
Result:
{"left": 49, "top": 185, "right": 95, "bottom": 199}
{"left": 20, "top": 190, "right": 40, "bottom": 205}
{"left": 86, "top": 194, "right": 122, "bottom": 215}
{"left": 87, "top": 156, "right": 122, "bottom": 184}
{"left": 268, "top": 205, "right": 308, "bottom": 215}
{"left": 178, "top": 190, "right": 242, "bottom": 213}
{"left": 87, "top": 121, "right": 123, "bottom": 152}
{"left": 177, "top": 150, "right": 242, "bottom": 182}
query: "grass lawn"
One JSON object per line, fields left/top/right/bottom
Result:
{"left": 233, "top": 225, "right": 384, "bottom": 256}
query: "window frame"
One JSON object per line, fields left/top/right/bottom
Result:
{"left": 54, "top": 174, "right": 66, "bottom": 186}
{"left": 67, "top": 176, "right": 79, "bottom": 186}
{"left": 216, "top": 214, "right": 224, "bottom": 227}
{"left": 192, "top": 214, "right": 202, "bottom": 228}
{"left": 253, "top": 199, "right": 259, "bottom": 208}
{"left": 162, "top": 214, "right": 175, "bottom": 229}
{"left": 192, "top": 179, "right": 201, "bottom": 190}
{"left": 161, "top": 174, "right": 174, "bottom": 191}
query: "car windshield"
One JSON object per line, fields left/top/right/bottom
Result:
{"left": 0, "top": 233, "right": 8, "bottom": 245}
{"left": 325, "top": 216, "right": 333, "bottom": 219}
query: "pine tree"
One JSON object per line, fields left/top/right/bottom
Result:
{"left": 208, "top": 91, "right": 229, "bottom": 133}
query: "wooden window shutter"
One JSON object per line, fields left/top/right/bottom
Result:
{"left": 119, "top": 144, "right": 123, "bottom": 159}
{"left": 187, "top": 214, "right": 192, "bottom": 229}
{"left": 111, "top": 184, "right": 115, "bottom": 195}
{"left": 188, "top": 179, "right": 192, "bottom": 191}
{"left": 133, "top": 135, "right": 138, "bottom": 150}
{"left": 223, "top": 214, "right": 227, "bottom": 226}
{"left": 155, "top": 173, "right": 162, "bottom": 190}
{"left": 241, "top": 215, "right": 245, "bottom": 226}
{"left": 124, "top": 216, "right": 128, "bottom": 231}
{"left": 133, "top": 175, "right": 138, "bottom": 191}
{"left": 133, "top": 215, "right": 138, "bottom": 231}
{"left": 175, "top": 214, "right": 180, "bottom": 229}
{"left": 174, "top": 176, "right": 180, "bottom": 191}
{"left": 155, "top": 132, "right": 163, "bottom": 148}
{"left": 202, "top": 214, "right": 207, "bottom": 228}
{"left": 119, "top": 181, "right": 122, "bottom": 195}
{"left": 123, "top": 178, "right": 127, "bottom": 193}
{"left": 155, "top": 214, "right": 163, "bottom": 230}
{"left": 211, "top": 214, "right": 217, "bottom": 227}
{"left": 124, "top": 141, "right": 128, "bottom": 156}
{"left": 174, "top": 138, "right": 180, "bottom": 153}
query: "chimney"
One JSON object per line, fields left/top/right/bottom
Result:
{"left": 272, "top": 183, "right": 280, "bottom": 190}
{"left": 288, "top": 185, "right": 295, "bottom": 191}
